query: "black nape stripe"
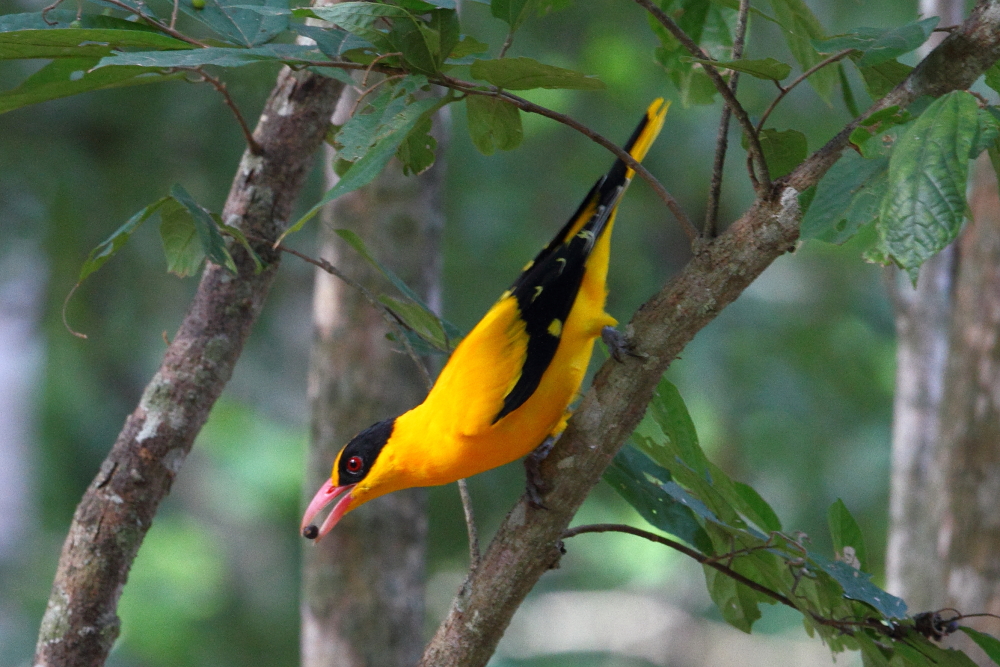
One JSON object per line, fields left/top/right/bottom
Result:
{"left": 337, "top": 418, "right": 395, "bottom": 486}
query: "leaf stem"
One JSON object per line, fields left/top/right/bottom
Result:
{"left": 96, "top": 0, "right": 210, "bottom": 47}
{"left": 755, "top": 49, "right": 855, "bottom": 134}
{"left": 183, "top": 67, "right": 263, "bottom": 155}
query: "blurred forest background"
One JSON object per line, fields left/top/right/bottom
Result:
{"left": 0, "top": 0, "right": 944, "bottom": 664}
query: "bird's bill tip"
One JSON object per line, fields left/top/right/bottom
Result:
{"left": 301, "top": 479, "right": 356, "bottom": 542}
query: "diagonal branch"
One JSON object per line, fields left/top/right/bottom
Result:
{"left": 33, "top": 68, "right": 345, "bottom": 667}
{"left": 417, "top": 2, "right": 1000, "bottom": 665}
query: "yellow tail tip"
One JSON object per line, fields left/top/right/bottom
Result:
{"left": 628, "top": 98, "right": 669, "bottom": 165}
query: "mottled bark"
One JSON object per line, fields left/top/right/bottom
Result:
{"left": 418, "top": 3, "right": 1000, "bottom": 664}
{"left": 301, "top": 89, "right": 444, "bottom": 667}
{"left": 939, "top": 159, "right": 1000, "bottom": 659}
{"left": 884, "top": 0, "right": 964, "bottom": 610}
{"left": 34, "top": 68, "right": 344, "bottom": 667}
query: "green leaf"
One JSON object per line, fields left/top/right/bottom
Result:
{"left": 848, "top": 106, "right": 912, "bottom": 156}
{"left": 812, "top": 553, "right": 907, "bottom": 618}
{"left": 604, "top": 445, "right": 713, "bottom": 552}
{"left": 96, "top": 43, "right": 320, "bottom": 68}
{"left": 470, "top": 57, "right": 603, "bottom": 90}
{"left": 768, "top": 0, "right": 836, "bottom": 101}
{"left": 827, "top": 499, "right": 868, "bottom": 572}
{"left": 734, "top": 482, "right": 782, "bottom": 533}
{"left": 959, "top": 627, "right": 1000, "bottom": 664}
{"left": 78, "top": 197, "right": 171, "bottom": 283}
{"left": 378, "top": 295, "right": 449, "bottom": 351}
{"left": 800, "top": 150, "right": 889, "bottom": 244}
{"left": 169, "top": 184, "right": 237, "bottom": 274}
{"left": 0, "top": 57, "right": 173, "bottom": 114}
{"left": 857, "top": 59, "right": 912, "bottom": 100}
{"left": 396, "top": 115, "right": 437, "bottom": 175}
{"left": 175, "top": 0, "right": 289, "bottom": 47}
{"left": 304, "top": 2, "right": 412, "bottom": 52}
{"left": 291, "top": 25, "right": 362, "bottom": 60}
{"left": 970, "top": 107, "right": 1000, "bottom": 159}
{"left": 159, "top": 199, "right": 205, "bottom": 277}
{"left": 878, "top": 91, "right": 979, "bottom": 283}
{"left": 284, "top": 92, "right": 445, "bottom": 239}
{"left": 838, "top": 61, "right": 859, "bottom": 118}
{"left": 985, "top": 61, "right": 1000, "bottom": 96}
{"left": 814, "top": 18, "right": 938, "bottom": 67}
{"left": 219, "top": 222, "right": 264, "bottom": 274}
{"left": 641, "top": 377, "right": 710, "bottom": 479}
{"left": 0, "top": 28, "right": 191, "bottom": 59}
{"left": 704, "top": 565, "right": 764, "bottom": 633}
{"left": 466, "top": 95, "right": 523, "bottom": 155}
{"left": 687, "top": 56, "right": 791, "bottom": 81}
{"left": 448, "top": 34, "right": 489, "bottom": 60}
{"left": 388, "top": 8, "right": 458, "bottom": 74}
{"left": 491, "top": 0, "right": 538, "bottom": 31}
{"left": 747, "top": 128, "right": 807, "bottom": 179}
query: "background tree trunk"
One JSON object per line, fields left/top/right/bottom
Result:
{"left": 301, "top": 89, "right": 445, "bottom": 667}
{"left": 884, "top": 0, "right": 963, "bottom": 613}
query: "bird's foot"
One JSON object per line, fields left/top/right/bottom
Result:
{"left": 602, "top": 325, "right": 644, "bottom": 363}
{"left": 525, "top": 435, "right": 557, "bottom": 509}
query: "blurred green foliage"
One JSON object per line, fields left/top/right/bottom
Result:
{"left": 0, "top": 0, "right": 929, "bottom": 664}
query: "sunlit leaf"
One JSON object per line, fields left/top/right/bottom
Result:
{"left": 466, "top": 95, "right": 522, "bottom": 154}
{"left": 470, "top": 57, "right": 604, "bottom": 90}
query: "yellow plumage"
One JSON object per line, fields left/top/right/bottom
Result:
{"left": 302, "top": 99, "right": 669, "bottom": 539}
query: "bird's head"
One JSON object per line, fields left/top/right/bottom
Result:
{"left": 301, "top": 418, "right": 397, "bottom": 541}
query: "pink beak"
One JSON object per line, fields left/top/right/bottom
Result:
{"left": 301, "top": 479, "right": 357, "bottom": 541}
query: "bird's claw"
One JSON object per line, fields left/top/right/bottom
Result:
{"left": 524, "top": 435, "right": 557, "bottom": 509}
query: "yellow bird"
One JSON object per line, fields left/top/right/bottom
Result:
{"left": 302, "top": 99, "right": 668, "bottom": 540}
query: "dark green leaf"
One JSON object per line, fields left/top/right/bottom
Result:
{"left": 396, "top": 115, "right": 437, "bottom": 175}
{"left": 768, "top": 0, "right": 836, "bottom": 101}
{"left": 466, "top": 95, "right": 523, "bottom": 155}
{"left": 812, "top": 554, "right": 907, "bottom": 618}
{"left": 838, "top": 61, "right": 859, "bottom": 118}
{"left": 800, "top": 150, "right": 888, "bottom": 244}
{"left": 290, "top": 25, "right": 364, "bottom": 59}
{"left": 989, "top": 144, "right": 1000, "bottom": 188}
{"left": 96, "top": 43, "right": 320, "bottom": 68}
{"left": 0, "top": 57, "right": 173, "bottom": 114}
{"left": 878, "top": 91, "right": 979, "bottom": 283}
{"left": 491, "top": 0, "right": 538, "bottom": 31}
{"left": 175, "top": 0, "right": 289, "bottom": 47}
{"left": 78, "top": 197, "right": 171, "bottom": 283}
{"left": 448, "top": 34, "right": 489, "bottom": 60}
{"left": 159, "top": 199, "right": 205, "bottom": 277}
{"left": 387, "top": 8, "right": 457, "bottom": 74}
{"left": 218, "top": 222, "right": 263, "bottom": 273}
{"left": 641, "top": 377, "right": 709, "bottom": 478}
{"left": 848, "top": 106, "right": 911, "bottom": 156}
{"left": 378, "top": 295, "right": 449, "bottom": 351}
{"left": 971, "top": 107, "right": 1000, "bottom": 159}
{"left": 686, "top": 56, "right": 791, "bottom": 80}
{"left": 470, "top": 57, "right": 604, "bottom": 90}
{"left": 704, "top": 565, "right": 763, "bottom": 633}
{"left": 746, "top": 128, "right": 807, "bottom": 179}
{"left": 734, "top": 482, "right": 782, "bottom": 533}
{"left": 857, "top": 59, "right": 912, "bottom": 100}
{"left": 815, "top": 18, "right": 938, "bottom": 67}
{"left": 959, "top": 627, "right": 1000, "bottom": 665}
{"left": 169, "top": 184, "right": 237, "bottom": 274}
{"left": 0, "top": 27, "right": 190, "bottom": 59}
{"left": 828, "top": 499, "right": 868, "bottom": 571}
{"left": 985, "top": 61, "right": 1000, "bottom": 96}
{"left": 305, "top": 2, "right": 411, "bottom": 52}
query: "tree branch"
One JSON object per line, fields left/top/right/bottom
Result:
{"left": 417, "top": 3, "right": 1000, "bottom": 665}
{"left": 34, "top": 68, "right": 345, "bottom": 667}
{"left": 632, "top": 0, "right": 772, "bottom": 196}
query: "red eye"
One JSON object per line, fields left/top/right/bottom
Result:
{"left": 346, "top": 456, "right": 363, "bottom": 473}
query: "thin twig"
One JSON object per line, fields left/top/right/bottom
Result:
{"left": 170, "top": 0, "right": 179, "bottom": 30}
{"left": 350, "top": 73, "right": 408, "bottom": 117}
{"left": 704, "top": 32, "right": 747, "bottom": 238}
{"left": 362, "top": 52, "right": 403, "bottom": 87}
{"left": 274, "top": 243, "right": 434, "bottom": 388}
{"left": 563, "top": 523, "right": 796, "bottom": 608}
{"left": 755, "top": 49, "right": 854, "bottom": 134}
{"left": 458, "top": 479, "right": 480, "bottom": 570}
{"left": 437, "top": 75, "right": 699, "bottom": 243}
{"left": 632, "top": 0, "right": 772, "bottom": 196}
{"left": 704, "top": 0, "right": 749, "bottom": 237}
{"left": 183, "top": 67, "right": 264, "bottom": 155}
{"left": 97, "top": 0, "right": 209, "bottom": 47}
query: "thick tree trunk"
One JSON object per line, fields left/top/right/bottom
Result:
{"left": 301, "top": 90, "right": 444, "bottom": 667}
{"left": 33, "top": 67, "right": 344, "bottom": 667}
